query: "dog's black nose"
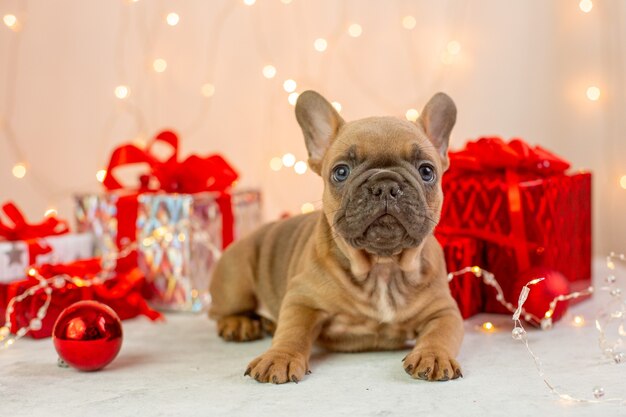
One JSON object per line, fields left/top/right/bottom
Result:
{"left": 370, "top": 179, "right": 401, "bottom": 199}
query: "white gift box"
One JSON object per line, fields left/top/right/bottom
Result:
{"left": 0, "top": 233, "right": 95, "bottom": 284}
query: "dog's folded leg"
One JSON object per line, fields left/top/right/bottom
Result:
{"left": 246, "top": 296, "right": 326, "bottom": 384}
{"left": 209, "top": 245, "right": 263, "bottom": 342}
{"left": 403, "top": 305, "right": 464, "bottom": 382}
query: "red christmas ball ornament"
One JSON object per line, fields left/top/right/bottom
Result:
{"left": 511, "top": 267, "right": 571, "bottom": 327}
{"left": 52, "top": 301, "right": 123, "bottom": 371}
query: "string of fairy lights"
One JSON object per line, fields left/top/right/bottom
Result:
{"left": 1, "top": 0, "right": 620, "bottom": 219}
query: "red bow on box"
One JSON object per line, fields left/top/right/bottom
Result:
{"left": 0, "top": 202, "right": 69, "bottom": 264}
{"left": 102, "top": 130, "right": 239, "bottom": 247}
{"left": 441, "top": 137, "right": 571, "bottom": 272}
{"left": 103, "top": 130, "right": 238, "bottom": 194}
{"left": 447, "top": 137, "right": 570, "bottom": 176}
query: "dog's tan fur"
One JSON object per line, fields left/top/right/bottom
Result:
{"left": 209, "top": 91, "right": 464, "bottom": 384}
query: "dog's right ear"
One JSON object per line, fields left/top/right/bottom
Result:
{"left": 295, "top": 90, "right": 345, "bottom": 175}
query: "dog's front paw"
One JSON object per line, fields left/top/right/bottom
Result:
{"left": 245, "top": 349, "right": 310, "bottom": 384}
{"left": 217, "top": 314, "right": 263, "bottom": 342}
{"left": 403, "top": 350, "right": 462, "bottom": 381}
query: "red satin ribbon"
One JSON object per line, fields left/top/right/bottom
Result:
{"left": 440, "top": 137, "right": 570, "bottom": 271}
{"left": 0, "top": 202, "right": 69, "bottom": 264}
{"left": 102, "top": 130, "right": 238, "bottom": 247}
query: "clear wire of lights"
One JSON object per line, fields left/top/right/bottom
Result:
{"left": 474, "top": 252, "right": 625, "bottom": 404}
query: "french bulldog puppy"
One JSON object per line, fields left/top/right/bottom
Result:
{"left": 209, "top": 90, "right": 463, "bottom": 384}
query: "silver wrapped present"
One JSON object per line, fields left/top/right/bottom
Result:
{"left": 75, "top": 191, "right": 130, "bottom": 257}
{"left": 74, "top": 189, "right": 262, "bottom": 312}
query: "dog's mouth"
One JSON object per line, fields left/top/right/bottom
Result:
{"left": 348, "top": 214, "right": 412, "bottom": 257}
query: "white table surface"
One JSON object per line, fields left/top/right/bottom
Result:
{"left": 2, "top": 259, "right": 626, "bottom": 417}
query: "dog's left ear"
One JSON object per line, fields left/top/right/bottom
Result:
{"left": 417, "top": 92, "right": 457, "bottom": 170}
{"left": 295, "top": 90, "right": 345, "bottom": 175}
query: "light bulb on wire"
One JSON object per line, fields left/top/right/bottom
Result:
{"left": 201, "top": 83, "right": 215, "bottom": 97}
{"left": 441, "top": 40, "right": 462, "bottom": 65}
{"left": 288, "top": 92, "right": 299, "bottom": 105}
{"left": 405, "top": 109, "right": 420, "bottom": 121}
{"left": 44, "top": 208, "right": 58, "bottom": 217}
{"left": 282, "top": 153, "right": 296, "bottom": 168}
{"left": 294, "top": 161, "right": 308, "bottom": 175}
{"left": 301, "top": 203, "right": 315, "bottom": 214}
{"left": 283, "top": 79, "right": 297, "bottom": 93}
{"left": 96, "top": 169, "right": 107, "bottom": 183}
{"left": 12, "top": 163, "right": 27, "bottom": 179}
{"left": 114, "top": 85, "right": 130, "bottom": 99}
{"left": 481, "top": 322, "right": 495, "bottom": 332}
{"left": 262, "top": 65, "right": 277, "bottom": 79}
{"left": 586, "top": 86, "right": 600, "bottom": 101}
{"left": 269, "top": 157, "right": 283, "bottom": 171}
{"left": 348, "top": 23, "right": 362, "bottom": 38}
{"left": 3, "top": 14, "right": 19, "bottom": 31}
{"left": 579, "top": 0, "right": 593, "bottom": 13}
{"left": 166, "top": 12, "right": 180, "bottom": 26}
{"left": 446, "top": 40, "right": 461, "bottom": 55}
{"left": 402, "top": 16, "right": 416, "bottom": 30}
{"left": 153, "top": 58, "right": 167, "bottom": 73}
{"left": 314, "top": 38, "right": 327, "bottom": 52}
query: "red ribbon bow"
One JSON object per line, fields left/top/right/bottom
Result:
{"left": 103, "top": 130, "right": 238, "bottom": 194}
{"left": 441, "top": 137, "right": 571, "bottom": 272}
{"left": 447, "top": 137, "right": 570, "bottom": 176}
{"left": 0, "top": 202, "right": 69, "bottom": 264}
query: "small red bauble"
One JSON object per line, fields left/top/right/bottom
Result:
{"left": 52, "top": 300, "right": 123, "bottom": 371}
{"left": 511, "top": 267, "right": 571, "bottom": 327}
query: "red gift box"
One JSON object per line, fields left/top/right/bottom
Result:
{"left": 436, "top": 234, "right": 486, "bottom": 318}
{"left": 3, "top": 258, "right": 162, "bottom": 338}
{"left": 437, "top": 137, "right": 592, "bottom": 316}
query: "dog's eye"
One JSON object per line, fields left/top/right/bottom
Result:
{"left": 332, "top": 164, "right": 351, "bottom": 182}
{"left": 418, "top": 163, "right": 436, "bottom": 183}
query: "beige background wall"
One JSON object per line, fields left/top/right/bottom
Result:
{"left": 0, "top": 0, "right": 624, "bottom": 254}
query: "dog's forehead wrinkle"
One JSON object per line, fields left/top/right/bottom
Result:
{"left": 348, "top": 146, "right": 357, "bottom": 162}
{"left": 411, "top": 143, "right": 436, "bottom": 161}
{"left": 332, "top": 135, "right": 438, "bottom": 169}
{"left": 335, "top": 118, "right": 421, "bottom": 147}
{"left": 335, "top": 145, "right": 358, "bottom": 164}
